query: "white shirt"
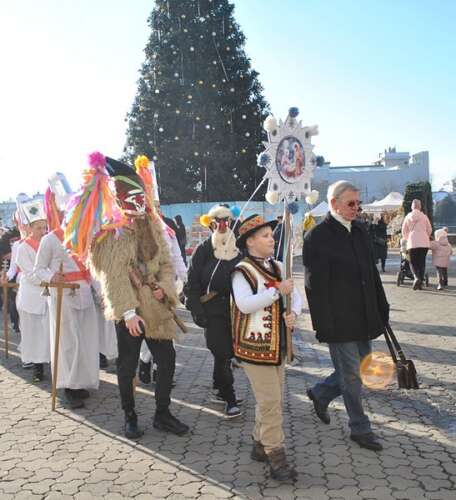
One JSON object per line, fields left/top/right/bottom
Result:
{"left": 330, "top": 211, "right": 352, "bottom": 232}
{"left": 232, "top": 260, "right": 302, "bottom": 316}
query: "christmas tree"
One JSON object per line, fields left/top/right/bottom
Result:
{"left": 124, "top": 0, "right": 269, "bottom": 204}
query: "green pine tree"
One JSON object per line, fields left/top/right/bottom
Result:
{"left": 403, "top": 181, "right": 434, "bottom": 226}
{"left": 124, "top": 0, "right": 269, "bottom": 204}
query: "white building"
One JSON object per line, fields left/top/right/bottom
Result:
{"left": 313, "top": 147, "right": 430, "bottom": 203}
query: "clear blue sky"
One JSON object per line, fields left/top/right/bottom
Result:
{"left": 1, "top": 0, "right": 455, "bottom": 201}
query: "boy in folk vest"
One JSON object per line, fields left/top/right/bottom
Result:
{"left": 231, "top": 214, "right": 302, "bottom": 482}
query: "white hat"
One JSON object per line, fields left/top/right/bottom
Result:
{"left": 20, "top": 198, "right": 46, "bottom": 224}
{"left": 48, "top": 172, "right": 73, "bottom": 210}
{"left": 15, "top": 193, "right": 31, "bottom": 225}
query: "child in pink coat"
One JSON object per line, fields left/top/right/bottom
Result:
{"left": 429, "top": 228, "right": 453, "bottom": 290}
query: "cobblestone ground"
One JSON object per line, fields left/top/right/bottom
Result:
{"left": 1, "top": 253, "right": 455, "bottom": 499}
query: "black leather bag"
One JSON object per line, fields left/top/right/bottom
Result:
{"left": 384, "top": 324, "right": 419, "bottom": 390}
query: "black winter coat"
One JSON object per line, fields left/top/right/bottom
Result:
{"left": 302, "top": 213, "right": 389, "bottom": 344}
{"left": 185, "top": 237, "right": 241, "bottom": 357}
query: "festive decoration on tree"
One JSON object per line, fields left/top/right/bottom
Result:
{"left": 124, "top": 0, "right": 270, "bottom": 203}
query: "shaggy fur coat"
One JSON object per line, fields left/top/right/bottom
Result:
{"left": 89, "top": 216, "right": 178, "bottom": 340}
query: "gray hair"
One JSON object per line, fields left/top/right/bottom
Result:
{"left": 327, "top": 180, "right": 360, "bottom": 204}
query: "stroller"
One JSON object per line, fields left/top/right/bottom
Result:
{"left": 396, "top": 241, "right": 429, "bottom": 287}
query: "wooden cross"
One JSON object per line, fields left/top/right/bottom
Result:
{"left": 1, "top": 259, "right": 19, "bottom": 358}
{"left": 40, "top": 262, "right": 80, "bottom": 411}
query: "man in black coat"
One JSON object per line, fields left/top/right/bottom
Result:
{"left": 303, "top": 180, "right": 389, "bottom": 451}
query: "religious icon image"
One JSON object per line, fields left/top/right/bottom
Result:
{"left": 276, "top": 136, "right": 305, "bottom": 182}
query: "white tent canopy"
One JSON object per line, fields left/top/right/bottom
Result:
{"left": 310, "top": 200, "right": 329, "bottom": 217}
{"left": 363, "top": 192, "right": 403, "bottom": 212}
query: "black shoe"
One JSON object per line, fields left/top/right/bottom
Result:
{"left": 74, "top": 389, "right": 90, "bottom": 399}
{"left": 412, "top": 279, "right": 421, "bottom": 290}
{"left": 210, "top": 391, "right": 244, "bottom": 406}
{"left": 225, "top": 403, "right": 242, "bottom": 419}
{"left": 124, "top": 410, "right": 143, "bottom": 439}
{"left": 153, "top": 411, "right": 189, "bottom": 436}
{"left": 307, "top": 389, "right": 330, "bottom": 424}
{"left": 64, "top": 389, "right": 85, "bottom": 409}
{"left": 350, "top": 432, "right": 383, "bottom": 451}
{"left": 139, "top": 361, "right": 151, "bottom": 384}
{"left": 32, "top": 363, "right": 44, "bottom": 383}
{"left": 99, "top": 353, "right": 108, "bottom": 369}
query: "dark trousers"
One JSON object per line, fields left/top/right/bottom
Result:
{"left": 409, "top": 247, "right": 428, "bottom": 282}
{"left": 205, "top": 313, "right": 236, "bottom": 405}
{"left": 8, "top": 288, "right": 19, "bottom": 332}
{"left": 213, "top": 356, "right": 235, "bottom": 404}
{"left": 116, "top": 321, "right": 175, "bottom": 414}
{"left": 436, "top": 267, "right": 448, "bottom": 286}
{"left": 312, "top": 341, "right": 372, "bottom": 435}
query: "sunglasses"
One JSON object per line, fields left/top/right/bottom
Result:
{"left": 214, "top": 217, "right": 230, "bottom": 223}
{"left": 346, "top": 200, "right": 362, "bottom": 208}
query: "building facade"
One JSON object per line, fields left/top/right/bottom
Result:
{"left": 313, "top": 148, "right": 430, "bottom": 203}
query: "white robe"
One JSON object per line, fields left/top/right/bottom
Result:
{"left": 34, "top": 232, "right": 99, "bottom": 389}
{"left": 15, "top": 240, "right": 50, "bottom": 364}
{"left": 92, "top": 280, "right": 118, "bottom": 360}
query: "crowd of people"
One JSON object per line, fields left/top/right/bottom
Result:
{"left": 0, "top": 160, "right": 452, "bottom": 482}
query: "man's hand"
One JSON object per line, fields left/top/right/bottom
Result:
{"left": 152, "top": 287, "right": 165, "bottom": 301}
{"left": 125, "top": 315, "right": 145, "bottom": 337}
{"left": 50, "top": 272, "right": 65, "bottom": 284}
{"left": 278, "top": 279, "right": 294, "bottom": 296}
{"left": 283, "top": 311, "right": 297, "bottom": 329}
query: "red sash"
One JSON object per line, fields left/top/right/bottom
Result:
{"left": 52, "top": 229, "right": 91, "bottom": 283}
{"left": 24, "top": 237, "right": 40, "bottom": 253}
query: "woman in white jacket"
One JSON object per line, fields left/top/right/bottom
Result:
{"left": 16, "top": 200, "right": 50, "bottom": 382}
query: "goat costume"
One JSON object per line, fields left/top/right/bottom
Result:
{"left": 64, "top": 152, "right": 188, "bottom": 437}
{"left": 186, "top": 204, "right": 242, "bottom": 412}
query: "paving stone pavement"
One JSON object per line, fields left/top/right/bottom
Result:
{"left": 1, "top": 255, "right": 455, "bottom": 499}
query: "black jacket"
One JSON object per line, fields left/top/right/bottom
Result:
{"left": 303, "top": 213, "right": 389, "bottom": 344}
{"left": 185, "top": 237, "right": 241, "bottom": 318}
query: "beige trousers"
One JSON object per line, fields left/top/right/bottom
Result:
{"left": 242, "top": 360, "right": 286, "bottom": 453}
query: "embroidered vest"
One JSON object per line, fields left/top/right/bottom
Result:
{"left": 231, "top": 258, "right": 283, "bottom": 365}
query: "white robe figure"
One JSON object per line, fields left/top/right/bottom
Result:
{"left": 140, "top": 219, "right": 187, "bottom": 365}
{"left": 34, "top": 231, "right": 99, "bottom": 390}
{"left": 92, "top": 279, "right": 118, "bottom": 360}
{"left": 15, "top": 239, "right": 50, "bottom": 364}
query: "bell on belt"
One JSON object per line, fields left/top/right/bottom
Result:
{"left": 41, "top": 285, "right": 50, "bottom": 297}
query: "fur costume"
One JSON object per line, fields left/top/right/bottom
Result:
{"left": 90, "top": 216, "right": 178, "bottom": 340}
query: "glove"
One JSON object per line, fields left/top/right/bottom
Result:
{"left": 192, "top": 313, "right": 208, "bottom": 328}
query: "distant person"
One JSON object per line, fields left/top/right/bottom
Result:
{"left": 401, "top": 199, "right": 432, "bottom": 290}
{"left": 273, "top": 215, "right": 284, "bottom": 261}
{"left": 373, "top": 214, "right": 388, "bottom": 272}
{"left": 162, "top": 214, "right": 178, "bottom": 234}
{"left": 174, "top": 215, "right": 187, "bottom": 265}
{"left": 430, "top": 228, "right": 452, "bottom": 290}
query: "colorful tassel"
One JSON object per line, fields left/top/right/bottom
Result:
{"left": 62, "top": 151, "right": 127, "bottom": 261}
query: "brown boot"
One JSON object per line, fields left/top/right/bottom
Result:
{"left": 251, "top": 440, "right": 267, "bottom": 462}
{"left": 266, "top": 447, "right": 297, "bottom": 481}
